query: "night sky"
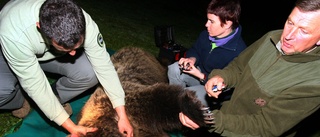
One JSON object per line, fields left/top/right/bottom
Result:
{"left": 169, "top": 0, "right": 296, "bottom": 45}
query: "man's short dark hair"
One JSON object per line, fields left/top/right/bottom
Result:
{"left": 295, "top": 0, "right": 320, "bottom": 12}
{"left": 39, "top": 0, "right": 85, "bottom": 49}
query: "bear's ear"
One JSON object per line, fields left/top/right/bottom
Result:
{"left": 178, "top": 90, "right": 206, "bottom": 127}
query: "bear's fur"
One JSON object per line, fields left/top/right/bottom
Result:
{"left": 111, "top": 46, "right": 168, "bottom": 86}
{"left": 76, "top": 47, "right": 206, "bottom": 137}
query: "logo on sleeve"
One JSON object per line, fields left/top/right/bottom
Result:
{"left": 97, "top": 33, "right": 105, "bottom": 47}
{"left": 254, "top": 97, "right": 267, "bottom": 107}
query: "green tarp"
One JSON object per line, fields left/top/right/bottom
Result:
{"left": 4, "top": 49, "right": 183, "bottom": 137}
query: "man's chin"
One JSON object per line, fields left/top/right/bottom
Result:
{"left": 281, "top": 47, "right": 292, "bottom": 55}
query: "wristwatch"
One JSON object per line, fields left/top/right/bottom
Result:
{"left": 200, "top": 74, "right": 206, "bottom": 83}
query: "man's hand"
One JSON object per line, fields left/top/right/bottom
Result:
{"left": 62, "top": 118, "right": 98, "bottom": 137}
{"left": 115, "top": 106, "right": 134, "bottom": 137}
{"left": 118, "top": 116, "right": 134, "bottom": 137}
{"left": 69, "top": 126, "right": 98, "bottom": 137}
{"left": 179, "top": 112, "right": 200, "bottom": 130}
{"left": 178, "top": 57, "right": 203, "bottom": 78}
{"left": 178, "top": 57, "right": 196, "bottom": 69}
{"left": 205, "top": 75, "right": 225, "bottom": 98}
{"left": 180, "top": 63, "right": 202, "bottom": 76}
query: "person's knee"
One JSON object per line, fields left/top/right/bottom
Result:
{"left": 0, "top": 88, "right": 23, "bottom": 109}
{"left": 167, "top": 62, "right": 180, "bottom": 76}
{"left": 81, "top": 70, "right": 98, "bottom": 86}
{"left": 0, "top": 90, "right": 14, "bottom": 106}
{"left": 186, "top": 86, "right": 209, "bottom": 107}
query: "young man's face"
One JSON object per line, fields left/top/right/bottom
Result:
{"left": 281, "top": 7, "right": 320, "bottom": 55}
{"left": 205, "top": 13, "right": 232, "bottom": 38}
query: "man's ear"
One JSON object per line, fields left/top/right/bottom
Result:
{"left": 224, "top": 20, "right": 233, "bottom": 29}
{"left": 36, "top": 22, "right": 40, "bottom": 28}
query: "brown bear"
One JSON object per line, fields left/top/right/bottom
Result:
{"left": 76, "top": 47, "right": 206, "bottom": 137}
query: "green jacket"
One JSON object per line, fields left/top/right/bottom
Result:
{"left": 208, "top": 30, "right": 320, "bottom": 137}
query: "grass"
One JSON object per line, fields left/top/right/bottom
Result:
{"left": 76, "top": 0, "right": 208, "bottom": 56}
{"left": 0, "top": 0, "right": 319, "bottom": 136}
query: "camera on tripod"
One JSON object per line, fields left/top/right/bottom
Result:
{"left": 154, "top": 25, "right": 187, "bottom": 66}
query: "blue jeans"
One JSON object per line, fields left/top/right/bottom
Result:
{"left": 167, "top": 62, "right": 210, "bottom": 106}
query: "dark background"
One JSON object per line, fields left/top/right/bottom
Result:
{"left": 240, "top": 0, "right": 295, "bottom": 44}
{"left": 169, "top": 0, "right": 296, "bottom": 45}
{"left": 0, "top": 0, "right": 296, "bottom": 48}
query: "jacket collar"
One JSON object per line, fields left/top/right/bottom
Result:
{"left": 218, "top": 25, "right": 243, "bottom": 51}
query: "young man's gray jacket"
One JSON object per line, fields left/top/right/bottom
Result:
{"left": 208, "top": 30, "right": 320, "bottom": 137}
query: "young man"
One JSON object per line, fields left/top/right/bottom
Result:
{"left": 179, "top": 0, "right": 320, "bottom": 136}
{"left": 167, "top": 0, "right": 246, "bottom": 107}
{"left": 0, "top": 0, "right": 133, "bottom": 136}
